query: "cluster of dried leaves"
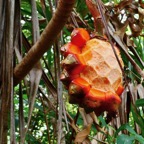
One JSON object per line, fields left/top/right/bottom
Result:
{"left": 107, "top": 0, "right": 144, "bottom": 41}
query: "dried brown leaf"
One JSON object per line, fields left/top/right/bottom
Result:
{"left": 139, "top": 0, "right": 144, "bottom": 8}
{"left": 137, "top": 84, "right": 144, "bottom": 99}
{"left": 124, "top": 35, "right": 135, "bottom": 47}
{"left": 138, "top": 7, "right": 144, "bottom": 16}
{"left": 86, "top": 0, "right": 100, "bottom": 19}
{"left": 115, "top": 0, "right": 132, "bottom": 11}
{"left": 114, "top": 20, "right": 129, "bottom": 40}
{"left": 86, "top": 0, "right": 104, "bottom": 35}
{"left": 119, "top": 88, "right": 128, "bottom": 125}
{"left": 74, "top": 124, "right": 91, "bottom": 143}
{"left": 70, "top": 120, "right": 79, "bottom": 133}
{"left": 91, "top": 133, "right": 108, "bottom": 144}
{"left": 129, "top": 21, "right": 142, "bottom": 37}
{"left": 79, "top": 108, "right": 93, "bottom": 126}
{"left": 129, "top": 83, "right": 138, "bottom": 102}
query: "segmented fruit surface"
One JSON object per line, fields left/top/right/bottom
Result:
{"left": 61, "top": 28, "right": 124, "bottom": 116}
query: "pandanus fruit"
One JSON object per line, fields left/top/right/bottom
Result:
{"left": 60, "top": 28, "right": 124, "bottom": 116}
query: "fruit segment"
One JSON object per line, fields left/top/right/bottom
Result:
{"left": 61, "top": 54, "right": 79, "bottom": 67}
{"left": 70, "top": 65, "right": 85, "bottom": 75}
{"left": 85, "top": 88, "right": 105, "bottom": 102}
{"left": 69, "top": 77, "right": 90, "bottom": 98}
{"left": 61, "top": 42, "right": 81, "bottom": 57}
{"left": 71, "top": 28, "right": 90, "bottom": 47}
{"left": 60, "top": 69, "right": 73, "bottom": 87}
{"left": 60, "top": 28, "right": 124, "bottom": 117}
{"left": 116, "top": 85, "right": 124, "bottom": 96}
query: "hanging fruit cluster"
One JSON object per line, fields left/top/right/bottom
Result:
{"left": 60, "top": 28, "right": 124, "bottom": 116}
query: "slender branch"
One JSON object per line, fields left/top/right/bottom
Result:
{"left": 14, "top": 0, "right": 76, "bottom": 85}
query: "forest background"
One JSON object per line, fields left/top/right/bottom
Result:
{"left": 0, "top": 0, "right": 144, "bottom": 143}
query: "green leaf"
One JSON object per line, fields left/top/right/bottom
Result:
{"left": 131, "top": 104, "right": 144, "bottom": 136}
{"left": 34, "top": 103, "right": 43, "bottom": 111}
{"left": 116, "top": 134, "right": 135, "bottom": 144}
{"left": 116, "top": 124, "right": 136, "bottom": 136}
{"left": 98, "top": 115, "right": 107, "bottom": 127}
{"left": 116, "top": 124, "right": 144, "bottom": 143}
{"left": 135, "top": 99, "right": 144, "bottom": 107}
{"left": 131, "top": 104, "right": 144, "bottom": 130}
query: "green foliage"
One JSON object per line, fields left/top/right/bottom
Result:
{"left": 135, "top": 99, "right": 144, "bottom": 107}
{"left": 115, "top": 124, "right": 144, "bottom": 144}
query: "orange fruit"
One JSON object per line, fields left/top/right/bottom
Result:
{"left": 61, "top": 28, "right": 124, "bottom": 116}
